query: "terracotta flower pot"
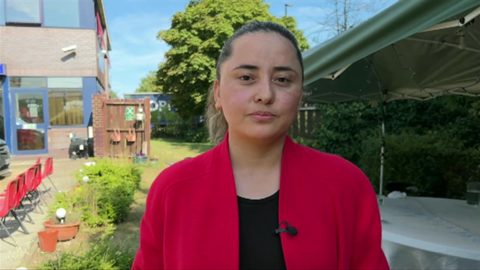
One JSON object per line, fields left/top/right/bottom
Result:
{"left": 38, "top": 230, "right": 58, "bottom": 252}
{"left": 43, "top": 220, "right": 81, "bottom": 241}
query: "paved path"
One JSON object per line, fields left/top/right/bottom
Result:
{"left": 0, "top": 157, "right": 88, "bottom": 269}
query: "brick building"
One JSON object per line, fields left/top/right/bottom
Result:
{"left": 0, "top": 0, "right": 111, "bottom": 155}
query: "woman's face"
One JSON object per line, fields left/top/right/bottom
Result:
{"left": 214, "top": 32, "right": 303, "bottom": 142}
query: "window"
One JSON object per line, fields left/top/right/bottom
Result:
{"left": 43, "top": 0, "right": 80, "bottom": 28}
{"left": 97, "top": 79, "right": 104, "bottom": 94}
{"left": 10, "top": 77, "right": 47, "bottom": 88}
{"left": 97, "top": 12, "right": 106, "bottom": 73}
{"left": 98, "top": 46, "right": 105, "bottom": 73}
{"left": 96, "top": 13, "right": 105, "bottom": 47}
{"left": 0, "top": 0, "right": 5, "bottom": 25}
{"left": 5, "top": 0, "right": 41, "bottom": 25}
{"left": 47, "top": 77, "right": 83, "bottom": 88}
{"left": 49, "top": 90, "right": 84, "bottom": 126}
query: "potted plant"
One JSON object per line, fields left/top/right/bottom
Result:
{"left": 43, "top": 208, "right": 82, "bottom": 241}
{"left": 150, "top": 156, "right": 159, "bottom": 164}
{"left": 135, "top": 152, "right": 148, "bottom": 164}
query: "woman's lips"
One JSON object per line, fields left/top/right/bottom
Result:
{"left": 249, "top": 111, "right": 276, "bottom": 121}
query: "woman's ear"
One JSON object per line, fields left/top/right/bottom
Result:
{"left": 213, "top": 80, "right": 221, "bottom": 108}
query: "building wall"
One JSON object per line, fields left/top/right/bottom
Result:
{"left": 124, "top": 93, "right": 173, "bottom": 112}
{"left": 0, "top": 0, "right": 110, "bottom": 155}
{"left": 0, "top": 26, "right": 99, "bottom": 78}
{"left": 92, "top": 94, "right": 107, "bottom": 157}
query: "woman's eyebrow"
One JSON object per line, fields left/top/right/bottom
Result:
{"left": 273, "top": 66, "right": 298, "bottom": 74}
{"left": 233, "top": 65, "right": 297, "bottom": 74}
{"left": 233, "top": 64, "right": 258, "bottom": 71}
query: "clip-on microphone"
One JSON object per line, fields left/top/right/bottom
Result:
{"left": 275, "top": 221, "right": 298, "bottom": 236}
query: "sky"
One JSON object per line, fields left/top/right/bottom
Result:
{"left": 103, "top": 0, "right": 396, "bottom": 98}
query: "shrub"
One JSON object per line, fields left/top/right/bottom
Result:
{"left": 80, "top": 159, "right": 142, "bottom": 188}
{"left": 311, "top": 102, "right": 379, "bottom": 165}
{"left": 37, "top": 238, "right": 135, "bottom": 270}
{"left": 359, "top": 131, "right": 480, "bottom": 199}
{"left": 153, "top": 106, "right": 208, "bottom": 142}
{"left": 76, "top": 159, "right": 142, "bottom": 225}
{"left": 46, "top": 191, "right": 84, "bottom": 224}
{"left": 183, "top": 126, "right": 209, "bottom": 143}
{"left": 47, "top": 158, "right": 142, "bottom": 227}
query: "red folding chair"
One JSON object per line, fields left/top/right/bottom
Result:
{"left": 25, "top": 166, "right": 46, "bottom": 214}
{"left": 15, "top": 173, "right": 35, "bottom": 225}
{"left": 37, "top": 157, "right": 58, "bottom": 194}
{"left": 7, "top": 175, "right": 31, "bottom": 235}
{"left": 34, "top": 164, "right": 48, "bottom": 205}
{"left": 0, "top": 179, "right": 21, "bottom": 246}
{"left": 36, "top": 164, "right": 48, "bottom": 205}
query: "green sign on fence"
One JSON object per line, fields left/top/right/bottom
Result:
{"left": 126, "top": 106, "right": 135, "bottom": 121}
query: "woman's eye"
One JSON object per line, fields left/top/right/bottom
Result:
{"left": 239, "top": 75, "right": 253, "bottom": 81}
{"left": 276, "top": 77, "right": 291, "bottom": 83}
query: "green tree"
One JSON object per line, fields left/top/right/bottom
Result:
{"left": 109, "top": 90, "right": 118, "bottom": 99}
{"left": 136, "top": 71, "right": 163, "bottom": 93}
{"left": 156, "top": 0, "right": 309, "bottom": 120}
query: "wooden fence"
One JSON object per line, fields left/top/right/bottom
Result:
{"left": 288, "top": 107, "right": 321, "bottom": 139}
{"left": 102, "top": 99, "right": 151, "bottom": 159}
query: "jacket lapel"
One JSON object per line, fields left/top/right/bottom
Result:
{"left": 278, "top": 136, "right": 339, "bottom": 269}
{"left": 210, "top": 134, "right": 240, "bottom": 269}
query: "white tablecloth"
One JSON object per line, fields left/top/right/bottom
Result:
{"left": 380, "top": 197, "right": 480, "bottom": 269}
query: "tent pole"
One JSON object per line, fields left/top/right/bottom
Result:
{"left": 379, "top": 101, "right": 386, "bottom": 198}
{"left": 367, "top": 58, "right": 388, "bottom": 201}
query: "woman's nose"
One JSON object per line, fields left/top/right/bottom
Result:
{"left": 255, "top": 79, "right": 274, "bottom": 104}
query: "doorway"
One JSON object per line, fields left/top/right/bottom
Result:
{"left": 11, "top": 90, "right": 49, "bottom": 154}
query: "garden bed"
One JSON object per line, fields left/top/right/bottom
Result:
{"left": 23, "top": 138, "right": 213, "bottom": 269}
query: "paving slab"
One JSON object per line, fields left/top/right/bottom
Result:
{"left": 0, "top": 158, "right": 88, "bottom": 270}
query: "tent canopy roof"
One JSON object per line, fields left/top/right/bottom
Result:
{"left": 302, "top": 1, "right": 480, "bottom": 103}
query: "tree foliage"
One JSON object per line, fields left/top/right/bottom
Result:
{"left": 136, "top": 71, "right": 162, "bottom": 93}
{"left": 156, "top": 0, "right": 310, "bottom": 120}
{"left": 109, "top": 90, "right": 118, "bottom": 99}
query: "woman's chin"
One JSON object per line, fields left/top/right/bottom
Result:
{"left": 232, "top": 127, "right": 288, "bottom": 142}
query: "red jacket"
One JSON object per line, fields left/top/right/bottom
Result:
{"left": 133, "top": 135, "right": 389, "bottom": 269}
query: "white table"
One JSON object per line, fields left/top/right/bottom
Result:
{"left": 380, "top": 197, "right": 480, "bottom": 269}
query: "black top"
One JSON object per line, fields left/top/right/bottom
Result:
{"left": 238, "top": 191, "right": 287, "bottom": 270}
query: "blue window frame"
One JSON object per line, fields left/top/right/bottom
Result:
{"left": 43, "top": 0, "right": 80, "bottom": 28}
{"left": 0, "top": 78, "right": 5, "bottom": 140}
{"left": 5, "top": 0, "right": 42, "bottom": 25}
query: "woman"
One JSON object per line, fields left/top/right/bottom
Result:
{"left": 132, "top": 21, "right": 389, "bottom": 270}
